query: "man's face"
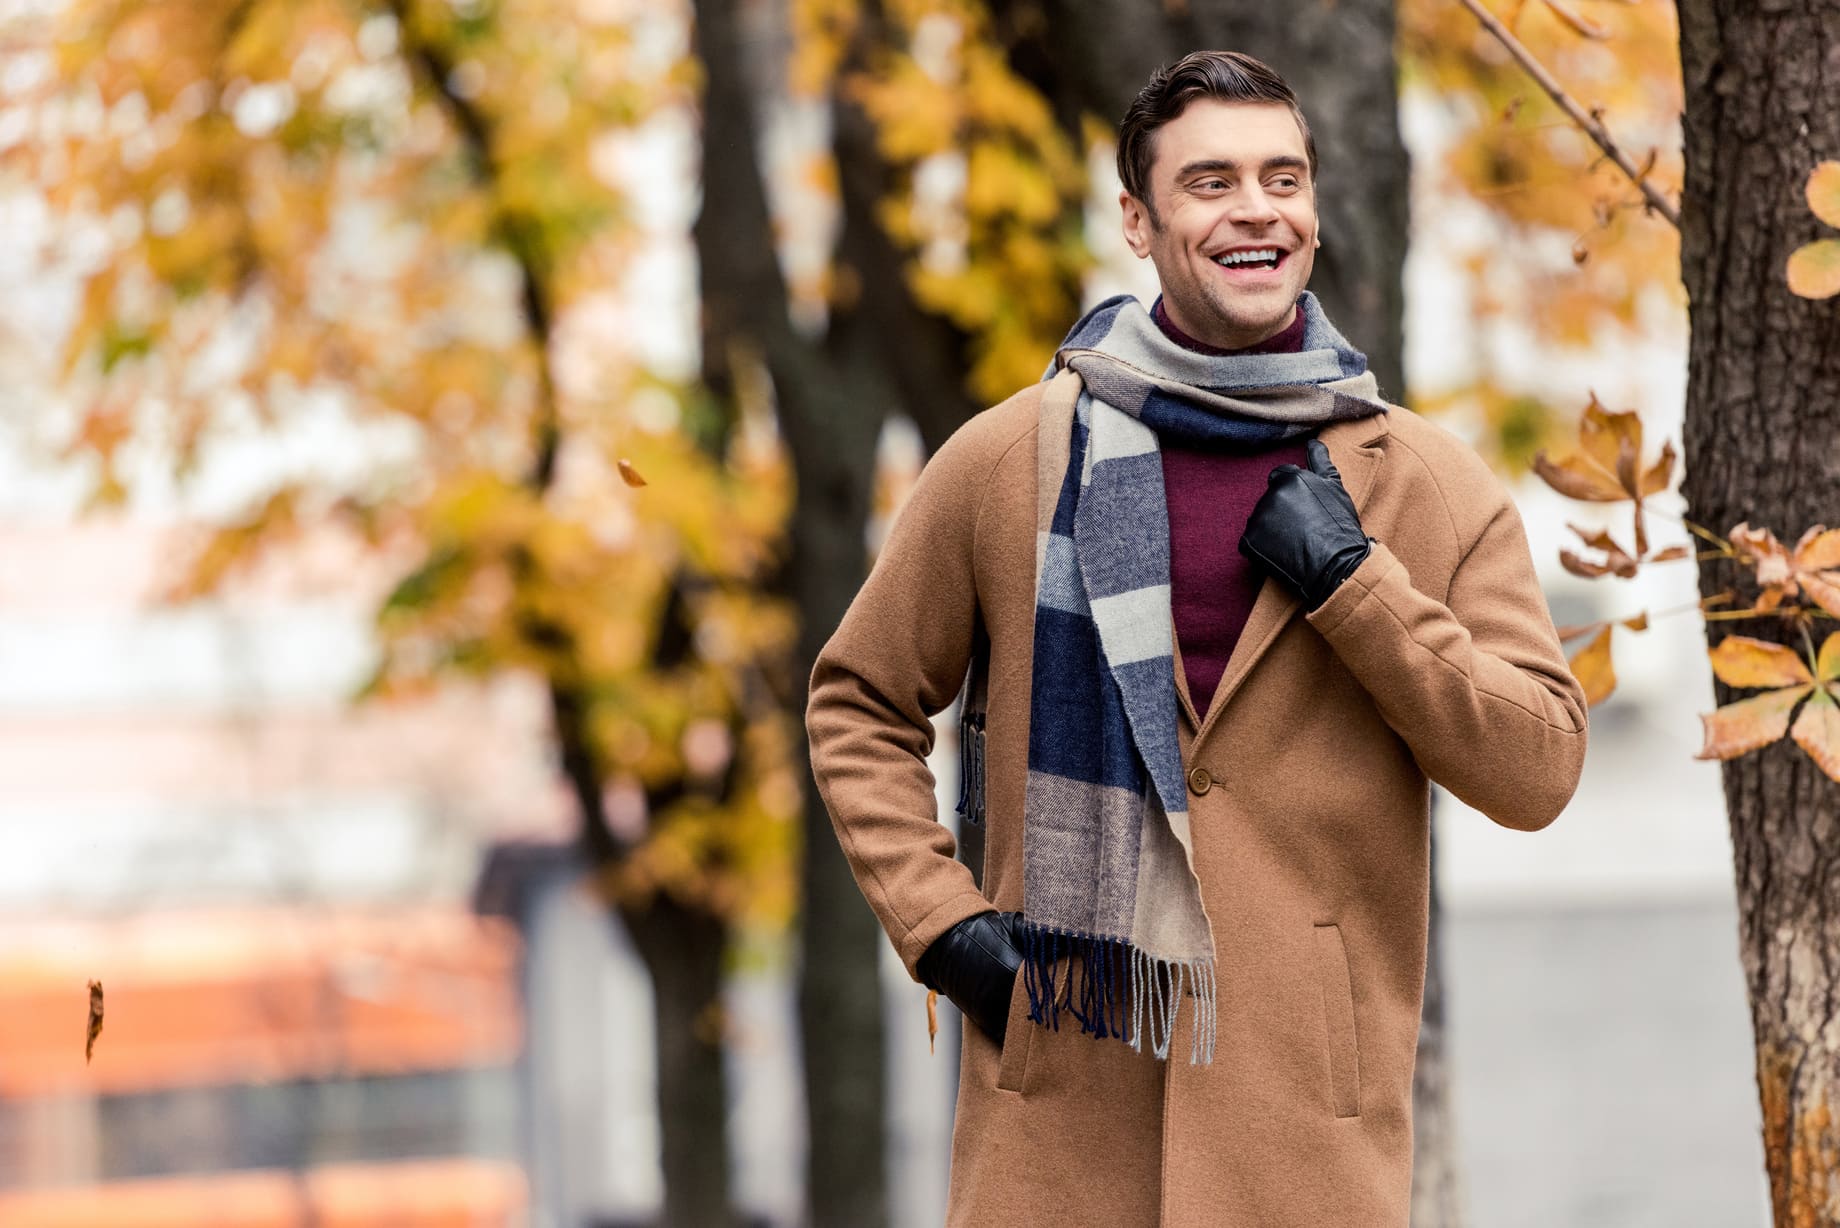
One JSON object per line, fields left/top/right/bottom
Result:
{"left": 1120, "top": 99, "right": 1318, "bottom": 349}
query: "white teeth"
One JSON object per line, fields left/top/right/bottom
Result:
{"left": 1214, "top": 248, "right": 1280, "bottom": 266}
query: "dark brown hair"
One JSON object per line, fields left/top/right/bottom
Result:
{"left": 1116, "top": 51, "right": 1317, "bottom": 225}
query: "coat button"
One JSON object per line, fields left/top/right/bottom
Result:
{"left": 1188, "top": 766, "right": 1213, "bottom": 796}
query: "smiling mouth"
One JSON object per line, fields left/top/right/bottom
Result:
{"left": 1211, "top": 248, "right": 1285, "bottom": 272}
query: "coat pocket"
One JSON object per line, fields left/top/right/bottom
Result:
{"left": 1311, "top": 924, "right": 1362, "bottom": 1118}
{"left": 994, "top": 969, "right": 1035, "bottom": 1094}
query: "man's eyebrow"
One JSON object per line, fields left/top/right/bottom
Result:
{"left": 1175, "top": 156, "right": 1310, "bottom": 179}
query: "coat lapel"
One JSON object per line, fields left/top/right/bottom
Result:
{"left": 1189, "top": 411, "right": 1392, "bottom": 749}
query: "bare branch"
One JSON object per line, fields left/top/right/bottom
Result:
{"left": 1455, "top": 0, "right": 1681, "bottom": 229}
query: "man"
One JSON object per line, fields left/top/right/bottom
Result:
{"left": 805, "top": 50, "right": 1587, "bottom": 1226}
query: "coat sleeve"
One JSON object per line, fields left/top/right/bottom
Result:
{"left": 804, "top": 413, "right": 1020, "bottom": 979}
{"left": 1304, "top": 472, "right": 1589, "bottom": 831}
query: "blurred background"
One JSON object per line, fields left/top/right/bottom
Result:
{"left": 0, "top": 0, "right": 1773, "bottom": 1225}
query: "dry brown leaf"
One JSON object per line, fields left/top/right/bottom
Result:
{"left": 1563, "top": 523, "right": 1639, "bottom": 578}
{"left": 1790, "top": 688, "right": 1840, "bottom": 782}
{"left": 1707, "top": 636, "right": 1813, "bottom": 689}
{"left": 1568, "top": 624, "right": 1616, "bottom": 706}
{"left": 1639, "top": 440, "right": 1677, "bottom": 497}
{"left": 617, "top": 458, "right": 648, "bottom": 488}
{"left": 1695, "top": 687, "right": 1810, "bottom": 761}
{"left": 1620, "top": 612, "right": 1650, "bottom": 632}
{"left": 1648, "top": 545, "right": 1690, "bottom": 563}
{"left": 926, "top": 989, "right": 939, "bottom": 1055}
{"left": 86, "top": 980, "right": 103, "bottom": 1064}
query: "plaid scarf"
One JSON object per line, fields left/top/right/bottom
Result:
{"left": 1021, "top": 292, "right": 1386, "bottom": 1063}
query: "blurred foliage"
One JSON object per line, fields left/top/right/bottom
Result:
{"left": 795, "top": 0, "right": 1088, "bottom": 402}
{"left": 7, "top": 0, "right": 797, "bottom": 930}
{"left": 1398, "top": 0, "right": 1684, "bottom": 473}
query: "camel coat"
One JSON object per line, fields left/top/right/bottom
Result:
{"left": 805, "top": 369, "right": 1588, "bottom": 1226}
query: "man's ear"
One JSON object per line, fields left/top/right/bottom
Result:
{"left": 1120, "top": 190, "right": 1152, "bottom": 258}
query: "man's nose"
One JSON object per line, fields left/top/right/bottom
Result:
{"left": 1227, "top": 184, "right": 1281, "bottom": 225}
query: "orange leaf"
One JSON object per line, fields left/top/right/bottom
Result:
{"left": 1565, "top": 523, "right": 1638, "bottom": 577}
{"left": 1787, "top": 239, "right": 1840, "bottom": 300}
{"left": 1794, "top": 526, "right": 1840, "bottom": 571}
{"left": 1695, "top": 686, "right": 1809, "bottom": 761}
{"left": 1620, "top": 611, "right": 1650, "bottom": 632}
{"left": 1531, "top": 451, "right": 1627, "bottom": 502}
{"left": 1807, "top": 161, "right": 1840, "bottom": 229}
{"left": 1818, "top": 633, "right": 1840, "bottom": 684}
{"left": 1580, "top": 400, "right": 1644, "bottom": 498}
{"left": 1730, "top": 523, "right": 1796, "bottom": 600}
{"left": 1539, "top": 0, "right": 1609, "bottom": 38}
{"left": 1708, "top": 636, "right": 1813, "bottom": 688}
{"left": 1648, "top": 545, "right": 1690, "bottom": 563}
{"left": 1803, "top": 571, "right": 1840, "bottom": 620}
{"left": 1790, "top": 688, "right": 1840, "bottom": 782}
{"left": 1567, "top": 624, "right": 1616, "bottom": 706}
{"left": 617, "top": 459, "right": 648, "bottom": 488}
{"left": 1639, "top": 440, "right": 1676, "bottom": 496}
{"left": 86, "top": 980, "right": 103, "bottom": 1064}
{"left": 926, "top": 989, "right": 939, "bottom": 1055}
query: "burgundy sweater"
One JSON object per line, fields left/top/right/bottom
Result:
{"left": 1153, "top": 298, "right": 1310, "bottom": 718}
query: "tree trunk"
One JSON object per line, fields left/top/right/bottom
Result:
{"left": 626, "top": 896, "right": 738, "bottom": 1228}
{"left": 1677, "top": 2, "right": 1840, "bottom": 1224}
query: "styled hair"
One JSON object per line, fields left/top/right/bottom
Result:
{"left": 1116, "top": 51, "right": 1317, "bottom": 224}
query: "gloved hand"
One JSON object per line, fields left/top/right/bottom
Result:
{"left": 915, "top": 910, "right": 1024, "bottom": 1046}
{"left": 1239, "top": 438, "right": 1373, "bottom": 611}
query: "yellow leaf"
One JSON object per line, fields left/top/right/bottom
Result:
{"left": 1818, "top": 633, "right": 1840, "bottom": 684}
{"left": 1567, "top": 624, "right": 1615, "bottom": 706}
{"left": 1789, "top": 687, "right": 1840, "bottom": 782}
{"left": 1807, "top": 161, "right": 1840, "bottom": 229}
{"left": 1695, "top": 686, "right": 1810, "bottom": 761}
{"left": 1794, "top": 526, "right": 1840, "bottom": 571}
{"left": 1787, "top": 239, "right": 1840, "bottom": 300}
{"left": 1707, "top": 636, "right": 1813, "bottom": 689}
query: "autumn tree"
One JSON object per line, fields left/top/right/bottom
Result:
{"left": 1430, "top": 0, "right": 1840, "bottom": 1221}
{"left": 7, "top": 2, "right": 792, "bottom": 1224}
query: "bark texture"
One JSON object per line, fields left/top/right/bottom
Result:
{"left": 1677, "top": 2, "right": 1840, "bottom": 1223}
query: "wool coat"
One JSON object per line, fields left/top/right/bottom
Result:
{"left": 805, "top": 368, "right": 1589, "bottom": 1227}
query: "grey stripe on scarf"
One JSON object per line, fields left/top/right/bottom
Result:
{"left": 1021, "top": 291, "right": 1387, "bottom": 1063}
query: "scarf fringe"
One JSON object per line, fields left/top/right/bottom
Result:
{"left": 1019, "top": 920, "right": 1217, "bottom": 1064}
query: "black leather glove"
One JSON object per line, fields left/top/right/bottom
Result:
{"left": 1239, "top": 438, "right": 1373, "bottom": 611}
{"left": 915, "top": 910, "right": 1024, "bottom": 1046}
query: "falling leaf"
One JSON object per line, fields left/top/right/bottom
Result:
{"left": 1808, "top": 162, "right": 1840, "bottom": 228}
{"left": 86, "top": 980, "right": 103, "bottom": 1064}
{"left": 926, "top": 989, "right": 939, "bottom": 1055}
{"left": 1539, "top": 0, "right": 1609, "bottom": 39}
{"left": 1708, "top": 636, "right": 1813, "bottom": 689}
{"left": 1568, "top": 624, "right": 1616, "bottom": 706}
{"left": 1787, "top": 239, "right": 1840, "bottom": 300}
{"left": 617, "top": 458, "right": 648, "bottom": 488}
{"left": 1790, "top": 687, "right": 1840, "bottom": 781}
{"left": 1696, "top": 687, "right": 1810, "bottom": 761}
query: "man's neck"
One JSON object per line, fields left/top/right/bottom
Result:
{"left": 1151, "top": 297, "right": 1306, "bottom": 356}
